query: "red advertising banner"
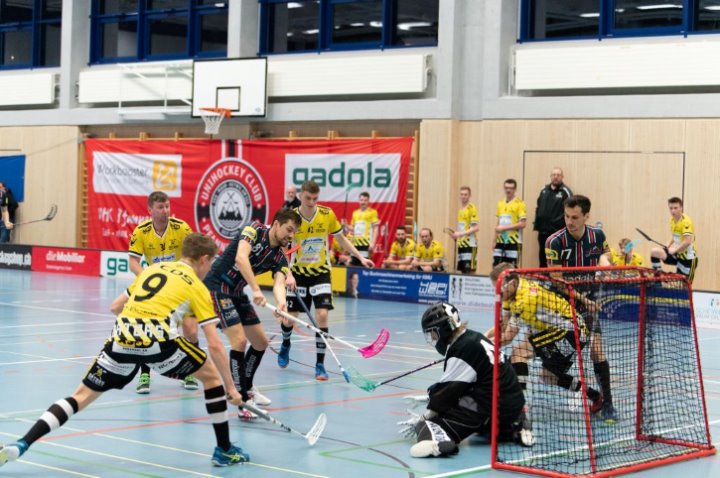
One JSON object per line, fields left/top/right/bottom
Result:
{"left": 32, "top": 246, "right": 101, "bottom": 276}
{"left": 85, "top": 138, "right": 413, "bottom": 253}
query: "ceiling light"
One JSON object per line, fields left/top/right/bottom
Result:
{"left": 288, "top": 2, "right": 303, "bottom": 8}
{"left": 398, "top": 21, "right": 432, "bottom": 30}
{"left": 579, "top": 12, "right": 600, "bottom": 18}
{"left": 369, "top": 21, "right": 383, "bottom": 28}
{"left": 636, "top": 4, "right": 682, "bottom": 10}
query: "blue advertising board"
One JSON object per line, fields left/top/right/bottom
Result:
{"left": 348, "top": 267, "right": 449, "bottom": 304}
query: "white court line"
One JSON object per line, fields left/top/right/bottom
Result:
{"left": 0, "top": 351, "right": 95, "bottom": 366}
{"left": 0, "top": 301, "right": 113, "bottom": 319}
{"left": 0, "top": 334, "right": 108, "bottom": 347}
{"left": 17, "top": 459, "right": 100, "bottom": 478}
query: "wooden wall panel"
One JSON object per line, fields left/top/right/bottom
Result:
{"left": 0, "top": 126, "right": 79, "bottom": 247}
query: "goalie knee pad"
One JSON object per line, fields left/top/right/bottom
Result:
{"left": 411, "top": 420, "right": 458, "bottom": 458}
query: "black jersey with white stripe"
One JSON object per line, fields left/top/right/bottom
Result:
{"left": 545, "top": 225, "right": 609, "bottom": 268}
{"left": 427, "top": 329, "right": 524, "bottom": 420}
{"left": 204, "top": 221, "right": 288, "bottom": 296}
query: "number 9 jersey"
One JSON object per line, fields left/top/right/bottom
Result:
{"left": 112, "top": 261, "right": 218, "bottom": 347}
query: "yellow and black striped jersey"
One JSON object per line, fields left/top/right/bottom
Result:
{"left": 415, "top": 240, "right": 445, "bottom": 263}
{"left": 351, "top": 207, "right": 379, "bottom": 247}
{"left": 112, "top": 261, "right": 217, "bottom": 347}
{"left": 291, "top": 205, "right": 343, "bottom": 276}
{"left": 129, "top": 218, "right": 193, "bottom": 265}
{"left": 457, "top": 203, "right": 479, "bottom": 248}
{"left": 609, "top": 248, "right": 645, "bottom": 266}
{"left": 496, "top": 197, "right": 526, "bottom": 244}
{"left": 671, "top": 214, "right": 697, "bottom": 260}
{"left": 390, "top": 238, "right": 416, "bottom": 260}
{"left": 505, "top": 278, "right": 587, "bottom": 336}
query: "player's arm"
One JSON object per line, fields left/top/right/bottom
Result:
{"left": 336, "top": 232, "right": 374, "bottom": 268}
{"left": 235, "top": 239, "right": 265, "bottom": 306}
{"left": 1, "top": 205, "right": 12, "bottom": 229}
{"left": 271, "top": 258, "right": 290, "bottom": 318}
{"left": 109, "top": 291, "right": 129, "bottom": 315}
{"left": 369, "top": 220, "right": 379, "bottom": 250}
{"left": 129, "top": 255, "right": 144, "bottom": 276}
{"left": 426, "top": 355, "right": 477, "bottom": 413}
{"left": 669, "top": 233, "right": 693, "bottom": 256}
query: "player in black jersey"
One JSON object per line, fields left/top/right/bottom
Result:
{"left": 203, "top": 209, "right": 301, "bottom": 419}
{"left": 397, "top": 302, "right": 532, "bottom": 458}
{"left": 544, "top": 195, "right": 617, "bottom": 424}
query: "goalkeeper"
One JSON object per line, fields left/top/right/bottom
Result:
{"left": 490, "top": 263, "right": 605, "bottom": 419}
{"left": 398, "top": 302, "right": 532, "bottom": 458}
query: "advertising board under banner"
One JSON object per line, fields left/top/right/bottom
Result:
{"left": 0, "top": 244, "right": 32, "bottom": 271}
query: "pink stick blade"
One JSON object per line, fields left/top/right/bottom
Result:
{"left": 358, "top": 328, "right": 390, "bottom": 358}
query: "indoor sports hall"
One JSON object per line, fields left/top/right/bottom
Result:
{"left": 3, "top": 1, "right": 720, "bottom": 477}
{"left": 1, "top": 268, "right": 719, "bottom": 478}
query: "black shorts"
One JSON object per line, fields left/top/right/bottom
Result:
{"left": 457, "top": 246, "right": 477, "bottom": 273}
{"left": 288, "top": 272, "right": 334, "bottom": 311}
{"left": 82, "top": 337, "right": 207, "bottom": 392}
{"left": 529, "top": 329, "right": 587, "bottom": 376}
{"left": 493, "top": 243, "right": 521, "bottom": 267}
{"left": 350, "top": 244, "right": 370, "bottom": 266}
{"left": 663, "top": 254, "right": 699, "bottom": 282}
{"left": 210, "top": 291, "right": 260, "bottom": 328}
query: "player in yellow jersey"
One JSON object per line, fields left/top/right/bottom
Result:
{"left": 451, "top": 186, "right": 479, "bottom": 274}
{"left": 494, "top": 179, "right": 527, "bottom": 267}
{"left": 412, "top": 228, "right": 446, "bottom": 272}
{"left": 330, "top": 224, "right": 353, "bottom": 266}
{"left": 609, "top": 238, "right": 644, "bottom": 266}
{"left": 383, "top": 225, "right": 416, "bottom": 269}
{"left": 279, "top": 180, "right": 374, "bottom": 380}
{"left": 350, "top": 191, "right": 380, "bottom": 266}
{"left": 488, "top": 263, "right": 605, "bottom": 428}
{"left": 0, "top": 234, "right": 250, "bottom": 469}
{"left": 650, "top": 197, "right": 699, "bottom": 283}
{"left": 128, "top": 191, "right": 196, "bottom": 393}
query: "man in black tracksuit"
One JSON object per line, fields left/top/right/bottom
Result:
{"left": 533, "top": 168, "right": 572, "bottom": 267}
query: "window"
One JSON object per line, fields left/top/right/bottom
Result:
{"left": 90, "top": 0, "right": 228, "bottom": 64}
{"left": 520, "top": 1, "right": 720, "bottom": 41}
{"left": 259, "top": 0, "right": 439, "bottom": 54}
{"left": 0, "top": 0, "right": 62, "bottom": 69}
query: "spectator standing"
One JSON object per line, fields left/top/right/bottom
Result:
{"left": 534, "top": 168, "right": 572, "bottom": 267}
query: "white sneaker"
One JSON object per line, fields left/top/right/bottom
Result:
{"left": 238, "top": 399, "right": 258, "bottom": 420}
{"left": 249, "top": 386, "right": 272, "bottom": 406}
{"left": 410, "top": 439, "right": 458, "bottom": 458}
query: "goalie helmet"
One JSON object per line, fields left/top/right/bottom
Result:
{"left": 421, "top": 302, "right": 462, "bottom": 355}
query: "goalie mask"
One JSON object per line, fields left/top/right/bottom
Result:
{"left": 421, "top": 302, "right": 461, "bottom": 355}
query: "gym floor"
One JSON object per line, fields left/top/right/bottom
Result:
{"left": 1, "top": 269, "right": 719, "bottom": 477}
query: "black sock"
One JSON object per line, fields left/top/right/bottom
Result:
{"left": 281, "top": 323, "right": 293, "bottom": 347}
{"left": 594, "top": 360, "right": 613, "bottom": 404}
{"left": 512, "top": 362, "right": 529, "bottom": 390}
{"left": 204, "top": 386, "right": 231, "bottom": 450}
{"left": 22, "top": 397, "right": 79, "bottom": 446}
{"left": 316, "top": 328, "right": 328, "bottom": 364}
{"left": 230, "top": 349, "right": 245, "bottom": 394}
{"left": 651, "top": 257, "right": 661, "bottom": 269}
{"left": 244, "top": 347, "right": 265, "bottom": 391}
{"left": 557, "top": 373, "right": 580, "bottom": 392}
{"left": 140, "top": 364, "right": 150, "bottom": 375}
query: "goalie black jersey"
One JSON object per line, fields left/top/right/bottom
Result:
{"left": 427, "top": 329, "right": 524, "bottom": 421}
{"left": 204, "top": 221, "right": 289, "bottom": 296}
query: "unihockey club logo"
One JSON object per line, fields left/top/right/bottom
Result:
{"left": 195, "top": 158, "right": 268, "bottom": 248}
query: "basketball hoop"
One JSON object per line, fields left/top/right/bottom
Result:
{"left": 200, "top": 107, "right": 231, "bottom": 135}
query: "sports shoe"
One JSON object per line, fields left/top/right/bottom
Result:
{"left": 315, "top": 363, "right": 329, "bottom": 381}
{"left": 248, "top": 386, "right": 271, "bottom": 406}
{"left": 0, "top": 440, "right": 28, "bottom": 467}
{"left": 277, "top": 343, "right": 291, "bottom": 368}
{"left": 601, "top": 402, "right": 618, "bottom": 424}
{"left": 211, "top": 443, "right": 250, "bottom": 466}
{"left": 136, "top": 372, "right": 151, "bottom": 394}
{"left": 183, "top": 375, "right": 199, "bottom": 390}
{"left": 410, "top": 439, "right": 458, "bottom": 458}
{"left": 589, "top": 393, "right": 604, "bottom": 414}
{"left": 238, "top": 400, "right": 258, "bottom": 421}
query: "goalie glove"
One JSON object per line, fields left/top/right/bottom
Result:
{"left": 397, "top": 409, "right": 437, "bottom": 438}
{"left": 402, "top": 394, "right": 430, "bottom": 409}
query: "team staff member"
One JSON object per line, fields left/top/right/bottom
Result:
{"left": 350, "top": 191, "right": 380, "bottom": 266}
{"left": 0, "top": 182, "right": 13, "bottom": 243}
{"left": 545, "top": 195, "right": 617, "bottom": 423}
{"left": 493, "top": 179, "right": 527, "bottom": 267}
{"left": 128, "top": 191, "right": 196, "bottom": 393}
{"left": 450, "top": 186, "right": 479, "bottom": 273}
{"left": 534, "top": 168, "right": 573, "bottom": 267}
{"left": 0, "top": 234, "right": 250, "bottom": 468}
{"left": 650, "top": 197, "right": 699, "bottom": 283}
{"left": 412, "top": 228, "right": 446, "bottom": 272}
{"left": 383, "top": 225, "right": 415, "bottom": 270}
{"left": 278, "top": 180, "right": 374, "bottom": 380}
{"left": 203, "top": 209, "right": 301, "bottom": 419}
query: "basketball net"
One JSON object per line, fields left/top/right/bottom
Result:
{"left": 200, "top": 107, "right": 231, "bottom": 135}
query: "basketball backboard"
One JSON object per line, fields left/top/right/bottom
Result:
{"left": 192, "top": 57, "right": 267, "bottom": 118}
